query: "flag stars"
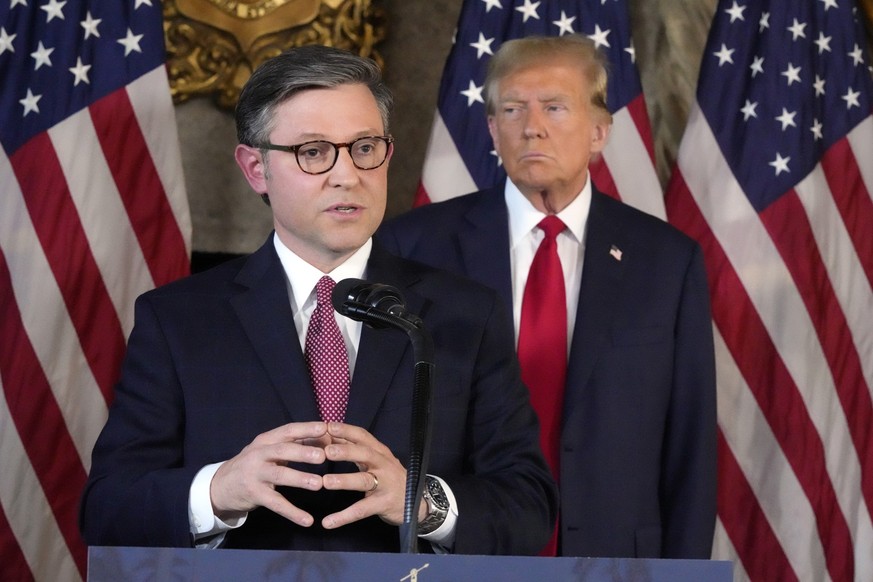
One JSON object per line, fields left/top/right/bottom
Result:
{"left": 819, "top": 0, "right": 838, "bottom": 10}
{"left": 460, "top": 80, "right": 484, "bottom": 106}
{"left": 30, "top": 41, "right": 53, "bottom": 70}
{"left": 553, "top": 11, "right": 576, "bottom": 35}
{"left": 740, "top": 99, "right": 758, "bottom": 121}
{"left": 41, "top": 0, "right": 66, "bottom": 22}
{"left": 787, "top": 19, "right": 807, "bottom": 40}
{"left": 587, "top": 24, "right": 611, "bottom": 49}
{"left": 19, "top": 88, "right": 41, "bottom": 116}
{"left": 515, "top": 0, "right": 540, "bottom": 23}
{"left": 769, "top": 153, "right": 791, "bottom": 175}
{"left": 813, "top": 75, "right": 826, "bottom": 96}
{"left": 725, "top": 1, "right": 746, "bottom": 23}
{"left": 713, "top": 43, "right": 735, "bottom": 66}
{"left": 490, "top": 149, "right": 502, "bottom": 166}
{"left": 759, "top": 12, "right": 770, "bottom": 32}
{"left": 69, "top": 57, "right": 91, "bottom": 85}
{"left": 481, "top": 0, "right": 502, "bottom": 12}
{"left": 810, "top": 119, "right": 823, "bottom": 140}
{"left": 775, "top": 108, "right": 797, "bottom": 130}
{"left": 470, "top": 33, "right": 494, "bottom": 58}
{"left": 81, "top": 11, "right": 101, "bottom": 39}
{"left": 813, "top": 32, "right": 831, "bottom": 54}
{"left": 134, "top": 0, "right": 153, "bottom": 7}
{"left": 842, "top": 87, "right": 861, "bottom": 109}
{"left": 11, "top": 0, "right": 28, "bottom": 7}
{"left": 117, "top": 28, "right": 144, "bottom": 56}
{"left": 750, "top": 56, "right": 764, "bottom": 77}
{"left": 0, "top": 27, "right": 16, "bottom": 55}
{"left": 625, "top": 44, "right": 636, "bottom": 63}
{"left": 781, "top": 62, "right": 801, "bottom": 85}
{"left": 848, "top": 44, "right": 864, "bottom": 66}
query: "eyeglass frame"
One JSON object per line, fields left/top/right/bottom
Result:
{"left": 256, "top": 135, "right": 395, "bottom": 175}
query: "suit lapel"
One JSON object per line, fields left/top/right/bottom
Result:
{"left": 230, "top": 238, "right": 322, "bottom": 422}
{"left": 566, "top": 192, "right": 629, "bottom": 397}
{"left": 456, "top": 187, "right": 514, "bottom": 328}
{"left": 344, "top": 245, "right": 423, "bottom": 430}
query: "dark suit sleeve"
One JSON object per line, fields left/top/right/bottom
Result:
{"left": 79, "top": 293, "right": 198, "bottom": 547}
{"left": 435, "top": 287, "right": 558, "bottom": 555}
{"left": 661, "top": 243, "right": 717, "bottom": 558}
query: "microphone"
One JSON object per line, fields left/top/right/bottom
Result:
{"left": 331, "top": 278, "right": 434, "bottom": 553}
{"left": 331, "top": 278, "right": 422, "bottom": 328}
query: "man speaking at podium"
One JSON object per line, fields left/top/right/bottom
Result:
{"left": 79, "top": 45, "right": 556, "bottom": 555}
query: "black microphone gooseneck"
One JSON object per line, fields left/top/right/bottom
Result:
{"left": 331, "top": 278, "right": 434, "bottom": 554}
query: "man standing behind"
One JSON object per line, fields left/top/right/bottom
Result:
{"left": 80, "top": 45, "right": 556, "bottom": 555}
{"left": 379, "top": 35, "right": 716, "bottom": 559}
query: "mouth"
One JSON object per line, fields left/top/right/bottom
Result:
{"left": 329, "top": 203, "right": 361, "bottom": 214}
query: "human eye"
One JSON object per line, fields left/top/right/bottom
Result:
{"left": 352, "top": 138, "right": 378, "bottom": 155}
{"left": 298, "top": 141, "right": 331, "bottom": 160}
{"left": 500, "top": 104, "right": 523, "bottom": 119}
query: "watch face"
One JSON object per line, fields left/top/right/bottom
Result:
{"left": 427, "top": 478, "right": 449, "bottom": 509}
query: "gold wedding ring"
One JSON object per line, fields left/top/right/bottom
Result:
{"left": 366, "top": 471, "right": 379, "bottom": 492}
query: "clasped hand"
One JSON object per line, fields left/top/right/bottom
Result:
{"left": 210, "top": 421, "right": 408, "bottom": 529}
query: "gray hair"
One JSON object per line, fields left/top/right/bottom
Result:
{"left": 236, "top": 45, "right": 394, "bottom": 147}
{"left": 485, "top": 35, "right": 612, "bottom": 123}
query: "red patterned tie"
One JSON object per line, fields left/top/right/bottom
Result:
{"left": 517, "top": 215, "right": 568, "bottom": 556}
{"left": 304, "top": 276, "right": 350, "bottom": 422}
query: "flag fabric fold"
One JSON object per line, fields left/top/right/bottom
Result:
{"left": 417, "top": 0, "right": 664, "bottom": 219}
{"left": 665, "top": 1, "right": 873, "bottom": 580}
{"left": 0, "top": 1, "right": 191, "bottom": 580}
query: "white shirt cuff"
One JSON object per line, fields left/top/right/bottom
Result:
{"left": 189, "top": 461, "right": 247, "bottom": 546}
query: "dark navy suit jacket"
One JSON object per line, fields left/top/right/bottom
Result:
{"left": 377, "top": 185, "right": 717, "bottom": 559}
{"left": 80, "top": 237, "right": 557, "bottom": 555}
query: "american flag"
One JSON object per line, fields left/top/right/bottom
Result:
{"left": 415, "top": 0, "right": 664, "bottom": 219}
{"left": 665, "top": 1, "right": 873, "bottom": 580}
{"left": 0, "top": 0, "right": 191, "bottom": 580}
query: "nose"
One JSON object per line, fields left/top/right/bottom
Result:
{"left": 523, "top": 108, "right": 547, "bottom": 139}
{"left": 327, "top": 146, "right": 361, "bottom": 187}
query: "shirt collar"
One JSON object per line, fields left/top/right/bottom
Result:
{"left": 272, "top": 233, "right": 371, "bottom": 314}
{"left": 504, "top": 175, "right": 591, "bottom": 248}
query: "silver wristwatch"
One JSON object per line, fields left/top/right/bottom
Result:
{"left": 418, "top": 475, "right": 450, "bottom": 535}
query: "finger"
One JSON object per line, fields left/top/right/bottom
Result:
{"left": 267, "top": 464, "right": 325, "bottom": 491}
{"left": 261, "top": 489, "right": 317, "bottom": 528}
{"left": 327, "top": 423, "right": 394, "bottom": 457}
{"left": 322, "top": 499, "right": 375, "bottom": 530}
{"left": 255, "top": 421, "right": 328, "bottom": 446}
{"left": 267, "top": 440, "right": 327, "bottom": 466}
{"left": 322, "top": 470, "right": 377, "bottom": 493}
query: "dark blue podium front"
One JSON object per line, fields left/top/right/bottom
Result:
{"left": 88, "top": 546, "right": 732, "bottom": 581}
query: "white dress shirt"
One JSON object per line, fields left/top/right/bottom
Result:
{"left": 505, "top": 176, "right": 591, "bottom": 352}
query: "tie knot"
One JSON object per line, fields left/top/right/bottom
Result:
{"left": 315, "top": 276, "right": 336, "bottom": 304}
{"left": 538, "top": 215, "right": 566, "bottom": 241}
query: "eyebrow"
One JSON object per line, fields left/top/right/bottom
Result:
{"left": 288, "top": 130, "right": 385, "bottom": 142}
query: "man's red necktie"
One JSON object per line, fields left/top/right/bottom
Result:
{"left": 304, "top": 276, "right": 350, "bottom": 422}
{"left": 517, "top": 215, "right": 568, "bottom": 556}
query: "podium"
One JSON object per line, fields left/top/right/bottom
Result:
{"left": 88, "top": 546, "right": 732, "bottom": 581}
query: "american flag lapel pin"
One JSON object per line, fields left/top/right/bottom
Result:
{"left": 609, "top": 245, "right": 623, "bottom": 262}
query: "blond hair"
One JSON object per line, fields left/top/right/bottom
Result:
{"left": 485, "top": 35, "right": 612, "bottom": 123}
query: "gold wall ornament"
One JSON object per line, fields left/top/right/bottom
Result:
{"left": 163, "top": 0, "right": 387, "bottom": 109}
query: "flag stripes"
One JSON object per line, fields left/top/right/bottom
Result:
{"left": 0, "top": 252, "right": 89, "bottom": 578}
{"left": 91, "top": 88, "right": 189, "bottom": 288}
{"left": 0, "top": 2, "right": 191, "bottom": 579}
{"left": 668, "top": 96, "right": 873, "bottom": 578}
{"left": 12, "top": 134, "right": 127, "bottom": 402}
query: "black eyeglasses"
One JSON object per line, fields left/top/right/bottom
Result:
{"left": 257, "top": 135, "right": 394, "bottom": 175}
